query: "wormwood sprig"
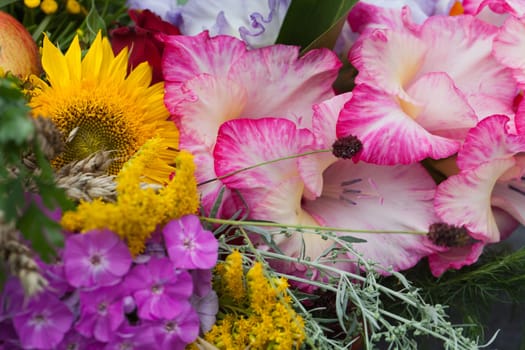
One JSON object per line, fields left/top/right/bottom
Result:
{"left": 397, "top": 243, "right": 525, "bottom": 340}
{"left": 212, "top": 217, "right": 490, "bottom": 350}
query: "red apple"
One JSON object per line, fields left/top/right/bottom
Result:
{"left": 0, "top": 11, "right": 41, "bottom": 78}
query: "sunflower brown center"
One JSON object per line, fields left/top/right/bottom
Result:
{"left": 52, "top": 102, "right": 139, "bottom": 174}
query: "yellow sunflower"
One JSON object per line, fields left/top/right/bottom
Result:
{"left": 29, "top": 32, "right": 178, "bottom": 184}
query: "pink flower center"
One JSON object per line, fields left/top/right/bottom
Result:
{"left": 32, "top": 313, "right": 47, "bottom": 325}
{"left": 183, "top": 237, "right": 195, "bottom": 251}
{"left": 90, "top": 254, "right": 102, "bottom": 266}
{"left": 97, "top": 302, "right": 108, "bottom": 315}
{"left": 151, "top": 283, "right": 163, "bottom": 294}
{"left": 164, "top": 321, "right": 177, "bottom": 333}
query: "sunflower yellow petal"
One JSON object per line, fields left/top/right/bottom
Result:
{"left": 41, "top": 35, "right": 69, "bottom": 88}
{"left": 64, "top": 35, "right": 82, "bottom": 84}
{"left": 81, "top": 32, "right": 104, "bottom": 81}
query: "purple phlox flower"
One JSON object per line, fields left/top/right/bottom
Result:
{"left": 134, "top": 237, "right": 167, "bottom": 264}
{"left": 163, "top": 215, "right": 218, "bottom": 269}
{"left": 1, "top": 277, "right": 25, "bottom": 319}
{"left": 75, "top": 285, "right": 126, "bottom": 342}
{"left": 151, "top": 303, "right": 200, "bottom": 350}
{"left": 12, "top": 292, "right": 73, "bottom": 349}
{"left": 56, "top": 329, "right": 100, "bottom": 350}
{"left": 63, "top": 229, "right": 132, "bottom": 289}
{"left": 190, "top": 269, "right": 213, "bottom": 297}
{"left": 191, "top": 289, "right": 218, "bottom": 333}
{"left": 39, "top": 260, "right": 73, "bottom": 298}
{"left": 0, "top": 320, "right": 19, "bottom": 349}
{"left": 104, "top": 322, "right": 155, "bottom": 350}
{"left": 124, "top": 257, "right": 193, "bottom": 320}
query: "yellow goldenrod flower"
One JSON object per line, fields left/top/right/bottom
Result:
{"left": 60, "top": 138, "right": 200, "bottom": 255}
{"left": 66, "top": 0, "right": 82, "bottom": 14}
{"left": 29, "top": 32, "right": 178, "bottom": 184}
{"left": 221, "top": 250, "right": 246, "bottom": 302}
{"left": 24, "top": 0, "right": 41, "bottom": 8}
{"left": 205, "top": 252, "right": 305, "bottom": 350}
{"left": 40, "top": 0, "right": 58, "bottom": 14}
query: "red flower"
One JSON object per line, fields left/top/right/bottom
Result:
{"left": 110, "top": 9, "right": 180, "bottom": 84}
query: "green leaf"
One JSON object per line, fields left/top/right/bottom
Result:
{"left": 276, "top": 0, "right": 358, "bottom": 50}
{"left": 0, "top": 112, "right": 34, "bottom": 145}
{"left": 84, "top": 0, "right": 107, "bottom": 38}
{"left": 0, "top": 0, "right": 18, "bottom": 7}
{"left": 17, "top": 203, "right": 62, "bottom": 262}
{"left": 338, "top": 235, "right": 367, "bottom": 243}
{"left": 1, "top": 178, "right": 25, "bottom": 221}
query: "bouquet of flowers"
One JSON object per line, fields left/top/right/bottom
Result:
{"left": 1, "top": 0, "right": 524, "bottom": 349}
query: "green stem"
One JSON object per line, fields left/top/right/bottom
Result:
{"left": 200, "top": 216, "right": 427, "bottom": 235}
{"left": 197, "top": 149, "right": 331, "bottom": 186}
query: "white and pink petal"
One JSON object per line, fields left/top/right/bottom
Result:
{"left": 214, "top": 118, "right": 316, "bottom": 223}
{"left": 161, "top": 31, "right": 247, "bottom": 91}
{"left": 229, "top": 46, "right": 341, "bottom": 127}
{"left": 417, "top": 15, "right": 515, "bottom": 117}
{"left": 492, "top": 176, "right": 525, "bottom": 226}
{"left": 337, "top": 84, "right": 460, "bottom": 165}
{"left": 493, "top": 16, "right": 525, "bottom": 88}
{"left": 301, "top": 160, "right": 439, "bottom": 273}
{"left": 406, "top": 72, "right": 477, "bottom": 139}
{"left": 299, "top": 93, "right": 353, "bottom": 199}
{"left": 435, "top": 158, "right": 517, "bottom": 242}
{"left": 427, "top": 242, "right": 485, "bottom": 277}
{"left": 169, "top": 74, "right": 247, "bottom": 147}
{"left": 350, "top": 28, "right": 427, "bottom": 101}
{"left": 457, "top": 115, "right": 525, "bottom": 170}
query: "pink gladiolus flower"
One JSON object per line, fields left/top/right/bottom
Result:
{"left": 214, "top": 96, "right": 441, "bottom": 276}
{"left": 63, "top": 229, "right": 132, "bottom": 288}
{"left": 337, "top": 12, "right": 515, "bottom": 165}
{"left": 493, "top": 15, "right": 525, "bottom": 90}
{"left": 159, "top": 31, "right": 341, "bottom": 213}
{"left": 435, "top": 115, "right": 525, "bottom": 243}
{"left": 463, "top": 0, "right": 525, "bottom": 21}
{"left": 163, "top": 215, "right": 218, "bottom": 270}
{"left": 428, "top": 207, "right": 519, "bottom": 276}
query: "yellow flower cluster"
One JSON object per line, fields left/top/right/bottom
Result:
{"left": 61, "top": 138, "right": 200, "bottom": 255}
{"left": 205, "top": 251, "right": 305, "bottom": 350}
{"left": 24, "top": 0, "right": 84, "bottom": 14}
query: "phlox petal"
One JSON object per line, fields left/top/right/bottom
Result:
{"left": 163, "top": 215, "right": 218, "bottom": 270}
